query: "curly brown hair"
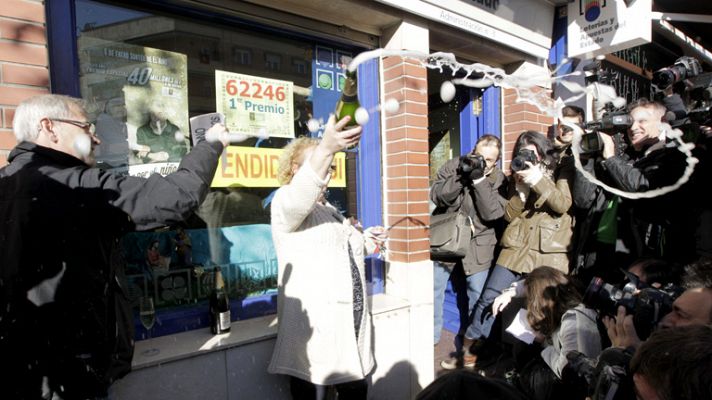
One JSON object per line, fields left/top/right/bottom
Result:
{"left": 525, "top": 266, "right": 582, "bottom": 337}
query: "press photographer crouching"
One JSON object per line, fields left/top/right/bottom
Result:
{"left": 564, "top": 257, "right": 712, "bottom": 400}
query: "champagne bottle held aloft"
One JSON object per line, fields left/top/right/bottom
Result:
{"left": 209, "top": 266, "right": 231, "bottom": 334}
{"left": 334, "top": 69, "right": 360, "bottom": 128}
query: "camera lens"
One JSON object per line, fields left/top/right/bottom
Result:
{"left": 582, "top": 277, "right": 623, "bottom": 317}
{"left": 510, "top": 157, "right": 527, "bottom": 172}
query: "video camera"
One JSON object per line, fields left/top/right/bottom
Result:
{"left": 582, "top": 274, "right": 683, "bottom": 340}
{"left": 686, "top": 72, "right": 712, "bottom": 126}
{"left": 652, "top": 56, "right": 702, "bottom": 90}
{"left": 458, "top": 153, "right": 486, "bottom": 176}
{"left": 510, "top": 149, "right": 537, "bottom": 172}
{"left": 578, "top": 107, "right": 633, "bottom": 156}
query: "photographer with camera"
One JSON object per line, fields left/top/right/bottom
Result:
{"left": 597, "top": 98, "right": 700, "bottom": 265}
{"left": 462, "top": 131, "right": 575, "bottom": 365}
{"left": 563, "top": 258, "right": 712, "bottom": 400}
{"left": 553, "top": 106, "right": 585, "bottom": 158}
{"left": 430, "top": 135, "right": 508, "bottom": 369}
{"left": 571, "top": 141, "right": 629, "bottom": 286}
{"left": 492, "top": 267, "right": 602, "bottom": 400}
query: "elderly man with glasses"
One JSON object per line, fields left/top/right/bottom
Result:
{"left": 0, "top": 94, "right": 229, "bottom": 399}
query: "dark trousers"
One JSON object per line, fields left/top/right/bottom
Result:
{"left": 290, "top": 376, "right": 367, "bottom": 400}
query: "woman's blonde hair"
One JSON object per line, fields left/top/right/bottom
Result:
{"left": 276, "top": 136, "right": 320, "bottom": 185}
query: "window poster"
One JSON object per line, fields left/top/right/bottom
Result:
{"left": 215, "top": 70, "right": 295, "bottom": 139}
{"left": 78, "top": 37, "right": 189, "bottom": 177}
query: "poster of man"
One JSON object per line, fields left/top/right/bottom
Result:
{"left": 135, "top": 102, "right": 187, "bottom": 163}
{"left": 78, "top": 37, "right": 190, "bottom": 176}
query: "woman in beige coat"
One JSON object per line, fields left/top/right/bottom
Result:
{"left": 268, "top": 115, "right": 385, "bottom": 400}
{"left": 464, "top": 130, "right": 575, "bottom": 358}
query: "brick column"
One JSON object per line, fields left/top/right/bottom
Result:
{"left": 0, "top": 0, "right": 50, "bottom": 166}
{"left": 382, "top": 56, "right": 430, "bottom": 264}
{"left": 501, "top": 87, "right": 555, "bottom": 170}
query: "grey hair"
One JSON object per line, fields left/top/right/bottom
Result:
{"left": 13, "top": 94, "right": 86, "bottom": 142}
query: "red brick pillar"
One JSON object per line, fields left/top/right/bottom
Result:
{"left": 501, "top": 88, "right": 555, "bottom": 170}
{"left": 0, "top": 0, "right": 50, "bottom": 166}
{"left": 382, "top": 56, "right": 431, "bottom": 263}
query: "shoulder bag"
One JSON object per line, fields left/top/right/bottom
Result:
{"left": 430, "top": 190, "right": 474, "bottom": 261}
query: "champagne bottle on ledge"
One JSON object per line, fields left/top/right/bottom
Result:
{"left": 209, "top": 266, "right": 231, "bottom": 334}
{"left": 335, "top": 69, "right": 360, "bottom": 128}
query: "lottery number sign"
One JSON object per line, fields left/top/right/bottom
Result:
{"left": 215, "top": 70, "right": 295, "bottom": 139}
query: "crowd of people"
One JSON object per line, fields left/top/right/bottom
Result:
{"left": 1, "top": 85, "right": 711, "bottom": 400}
{"left": 428, "top": 96, "right": 712, "bottom": 400}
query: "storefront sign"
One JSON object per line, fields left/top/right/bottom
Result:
{"left": 215, "top": 71, "right": 295, "bottom": 139}
{"left": 212, "top": 146, "right": 346, "bottom": 188}
{"left": 376, "top": 0, "right": 551, "bottom": 59}
{"left": 567, "top": 0, "right": 651, "bottom": 58}
{"left": 78, "top": 38, "right": 190, "bottom": 176}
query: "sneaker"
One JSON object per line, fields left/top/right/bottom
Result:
{"left": 439, "top": 351, "right": 477, "bottom": 370}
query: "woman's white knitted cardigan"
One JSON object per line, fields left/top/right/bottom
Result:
{"left": 267, "top": 162, "right": 375, "bottom": 385}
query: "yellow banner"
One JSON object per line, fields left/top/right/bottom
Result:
{"left": 212, "top": 146, "right": 346, "bottom": 188}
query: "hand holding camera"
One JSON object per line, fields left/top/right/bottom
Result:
{"left": 602, "top": 306, "right": 642, "bottom": 350}
{"left": 458, "top": 153, "right": 486, "bottom": 181}
{"left": 510, "top": 149, "right": 537, "bottom": 172}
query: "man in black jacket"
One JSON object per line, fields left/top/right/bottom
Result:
{"left": 0, "top": 94, "right": 229, "bottom": 399}
{"left": 431, "top": 135, "right": 508, "bottom": 369}
{"left": 598, "top": 98, "right": 700, "bottom": 265}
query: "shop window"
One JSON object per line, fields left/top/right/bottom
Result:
{"left": 264, "top": 52, "right": 282, "bottom": 71}
{"left": 72, "top": 0, "right": 364, "bottom": 340}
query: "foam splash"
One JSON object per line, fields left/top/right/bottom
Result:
{"left": 347, "top": 49, "right": 698, "bottom": 199}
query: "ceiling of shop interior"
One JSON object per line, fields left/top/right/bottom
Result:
{"left": 654, "top": 0, "right": 712, "bottom": 61}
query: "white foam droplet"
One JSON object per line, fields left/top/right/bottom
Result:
{"left": 174, "top": 131, "right": 184, "bottom": 142}
{"left": 307, "top": 118, "right": 320, "bottom": 133}
{"left": 383, "top": 98, "right": 400, "bottom": 114}
{"left": 73, "top": 134, "right": 91, "bottom": 158}
{"left": 258, "top": 127, "right": 268, "bottom": 139}
{"left": 440, "top": 81, "right": 456, "bottom": 103}
{"left": 355, "top": 107, "right": 370, "bottom": 126}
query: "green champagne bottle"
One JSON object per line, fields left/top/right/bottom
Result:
{"left": 334, "top": 69, "right": 360, "bottom": 127}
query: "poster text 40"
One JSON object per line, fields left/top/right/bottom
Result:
{"left": 225, "top": 79, "right": 286, "bottom": 101}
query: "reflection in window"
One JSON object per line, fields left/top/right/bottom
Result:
{"left": 232, "top": 47, "right": 252, "bottom": 65}
{"left": 264, "top": 52, "right": 281, "bottom": 71}
{"left": 292, "top": 57, "right": 307, "bottom": 75}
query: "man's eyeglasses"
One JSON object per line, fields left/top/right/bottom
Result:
{"left": 51, "top": 118, "right": 96, "bottom": 135}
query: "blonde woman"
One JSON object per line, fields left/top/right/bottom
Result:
{"left": 268, "top": 115, "right": 385, "bottom": 400}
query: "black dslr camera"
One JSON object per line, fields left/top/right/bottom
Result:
{"left": 652, "top": 56, "right": 702, "bottom": 89}
{"left": 510, "top": 149, "right": 537, "bottom": 172}
{"left": 458, "top": 153, "right": 486, "bottom": 175}
{"left": 582, "top": 275, "right": 682, "bottom": 340}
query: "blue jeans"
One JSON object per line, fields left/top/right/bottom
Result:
{"left": 467, "top": 264, "right": 520, "bottom": 340}
{"left": 433, "top": 261, "right": 489, "bottom": 344}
